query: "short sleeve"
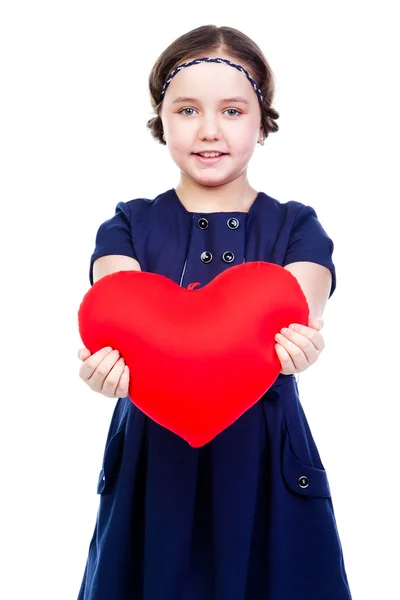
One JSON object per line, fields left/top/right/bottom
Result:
{"left": 89, "top": 201, "right": 138, "bottom": 286}
{"left": 283, "top": 204, "right": 337, "bottom": 298}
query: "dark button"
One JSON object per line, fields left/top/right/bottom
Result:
{"left": 198, "top": 218, "right": 209, "bottom": 230}
{"left": 201, "top": 251, "right": 213, "bottom": 263}
{"left": 298, "top": 475, "right": 309, "bottom": 489}
{"left": 227, "top": 217, "right": 239, "bottom": 229}
{"left": 222, "top": 251, "right": 235, "bottom": 263}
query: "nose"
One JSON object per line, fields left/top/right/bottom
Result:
{"left": 198, "top": 114, "right": 222, "bottom": 140}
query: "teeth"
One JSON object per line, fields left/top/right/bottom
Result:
{"left": 198, "top": 152, "right": 222, "bottom": 157}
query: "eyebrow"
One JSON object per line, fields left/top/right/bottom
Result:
{"left": 171, "top": 96, "right": 250, "bottom": 105}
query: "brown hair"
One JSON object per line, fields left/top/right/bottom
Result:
{"left": 146, "top": 25, "right": 280, "bottom": 145}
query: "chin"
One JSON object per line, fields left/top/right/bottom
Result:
{"left": 192, "top": 172, "right": 236, "bottom": 188}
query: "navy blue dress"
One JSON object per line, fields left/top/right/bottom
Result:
{"left": 77, "top": 188, "right": 352, "bottom": 600}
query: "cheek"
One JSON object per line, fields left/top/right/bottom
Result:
{"left": 169, "top": 129, "right": 193, "bottom": 152}
{"left": 233, "top": 138, "right": 257, "bottom": 158}
{"left": 230, "top": 124, "right": 259, "bottom": 150}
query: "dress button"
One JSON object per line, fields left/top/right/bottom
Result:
{"left": 222, "top": 251, "right": 235, "bottom": 263}
{"left": 201, "top": 251, "right": 213, "bottom": 263}
{"left": 198, "top": 217, "right": 209, "bottom": 230}
{"left": 298, "top": 475, "right": 309, "bottom": 489}
{"left": 227, "top": 217, "right": 239, "bottom": 229}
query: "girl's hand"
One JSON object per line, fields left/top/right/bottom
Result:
{"left": 78, "top": 346, "right": 130, "bottom": 398}
{"left": 275, "top": 316, "right": 325, "bottom": 375}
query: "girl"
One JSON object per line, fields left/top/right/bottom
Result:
{"left": 77, "top": 25, "right": 352, "bottom": 600}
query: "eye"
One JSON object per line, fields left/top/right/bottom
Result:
{"left": 179, "top": 107, "right": 197, "bottom": 116}
{"left": 178, "top": 108, "right": 242, "bottom": 117}
{"left": 225, "top": 108, "right": 241, "bottom": 117}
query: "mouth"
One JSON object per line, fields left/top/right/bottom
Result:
{"left": 192, "top": 153, "right": 228, "bottom": 164}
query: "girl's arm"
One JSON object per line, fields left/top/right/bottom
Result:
{"left": 283, "top": 260, "right": 332, "bottom": 321}
{"left": 274, "top": 261, "right": 332, "bottom": 375}
{"left": 78, "top": 255, "right": 142, "bottom": 398}
{"left": 92, "top": 254, "right": 142, "bottom": 284}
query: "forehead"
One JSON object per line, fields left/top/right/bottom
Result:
{"left": 164, "top": 60, "right": 255, "bottom": 102}
{"left": 171, "top": 95, "right": 250, "bottom": 105}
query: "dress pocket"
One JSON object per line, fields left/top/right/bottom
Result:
{"left": 97, "top": 427, "right": 126, "bottom": 495}
{"left": 281, "top": 430, "right": 331, "bottom": 498}
{"left": 281, "top": 380, "right": 331, "bottom": 498}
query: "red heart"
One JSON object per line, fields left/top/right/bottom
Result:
{"left": 78, "top": 261, "right": 309, "bottom": 447}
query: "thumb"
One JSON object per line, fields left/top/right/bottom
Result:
{"left": 78, "top": 348, "right": 89, "bottom": 361}
{"left": 309, "top": 316, "right": 324, "bottom": 330}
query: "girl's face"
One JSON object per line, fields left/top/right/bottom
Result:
{"left": 160, "top": 53, "right": 263, "bottom": 188}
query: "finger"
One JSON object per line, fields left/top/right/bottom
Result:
{"left": 79, "top": 346, "right": 113, "bottom": 380}
{"left": 91, "top": 350, "right": 121, "bottom": 392}
{"left": 309, "top": 316, "right": 324, "bottom": 330}
{"left": 78, "top": 348, "right": 91, "bottom": 361}
{"left": 275, "top": 343, "right": 296, "bottom": 374}
{"left": 101, "top": 356, "right": 126, "bottom": 397}
{"left": 275, "top": 335, "right": 310, "bottom": 371}
{"left": 115, "top": 365, "right": 130, "bottom": 398}
{"left": 82, "top": 348, "right": 119, "bottom": 388}
{"left": 283, "top": 325, "right": 325, "bottom": 352}
{"left": 277, "top": 330, "right": 319, "bottom": 367}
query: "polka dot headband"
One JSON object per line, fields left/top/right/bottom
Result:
{"left": 158, "top": 57, "right": 264, "bottom": 105}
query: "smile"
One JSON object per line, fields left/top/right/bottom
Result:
{"left": 193, "top": 154, "right": 228, "bottom": 165}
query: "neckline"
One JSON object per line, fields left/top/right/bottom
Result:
{"left": 170, "top": 188, "right": 262, "bottom": 216}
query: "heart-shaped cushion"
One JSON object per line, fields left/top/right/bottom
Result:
{"left": 78, "top": 261, "right": 309, "bottom": 447}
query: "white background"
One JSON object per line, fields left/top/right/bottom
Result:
{"left": 1, "top": 1, "right": 398, "bottom": 598}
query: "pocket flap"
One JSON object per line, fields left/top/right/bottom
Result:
{"left": 282, "top": 432, "right": 331, "bottom": 498}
